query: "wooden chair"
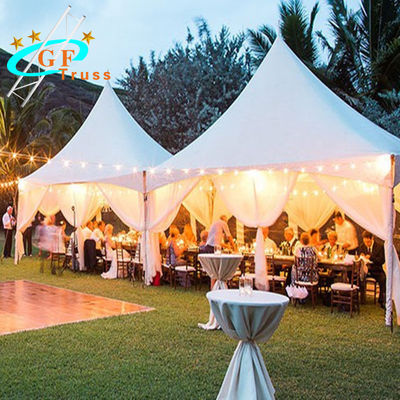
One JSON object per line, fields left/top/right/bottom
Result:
{"left": 115, "top": 242, "right": 132, "bottom": 279}
{"left": 132, "top": 243, "right": 144, "bottom": 281}
{"left": 365, "top": 276, "right": 378, "bottom": 304}
{"left": 294, "top": 255, "right": 319, "bottom": 308}
{"left": 331, "top": 260, "right": 361, "bottom": 317}
{"left": 161, "top": 246, "right": 175, "bottom": 286}
{"left": 174, "top": 251, "right": 197, "bottom": 290}
{"left": 266, "top": 255, "right": 286, "bottom": 294}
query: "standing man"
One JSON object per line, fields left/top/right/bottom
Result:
{"left": 3, "top": 206, "right": 16, "bottom": 258}
{"left": 359, "top": 231, "right": 386, "bottom": 308}
{"left": 205, "top": 215, "right": 235, "bottom": 253}
{"left": 334, "top": 212, "right": 358, "bottom": 254}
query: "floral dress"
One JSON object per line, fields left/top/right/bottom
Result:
{"left": 291, "top": 246, "right": 319, "bottom": 283}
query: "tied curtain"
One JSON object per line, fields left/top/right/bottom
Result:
{"left": 183, "top": 178, "right": 232, "bottom": 229}
{"left": 145, "top": 178, "right": 200, "bottom": 284}
{"left": 284, "top": 175, "right": 336, "bottom": 231}
{"left": 213, "top": 170, "right": 298, "bottom": 289}
{"left": 15, "top": 182, "right": 49, "bottom": 262}
{"left": 313, "top": 174, "right": 399, "bottom": 325}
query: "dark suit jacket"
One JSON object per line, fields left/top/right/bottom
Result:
{"left": 359, "top": 241, "right": 385, "bottom": 273}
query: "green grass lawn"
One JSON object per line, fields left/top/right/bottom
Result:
{"left": 0, "top": 256, "right": 399, "bottom": 400}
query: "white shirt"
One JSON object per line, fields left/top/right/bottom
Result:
{"left": 264, "top": 237, "right": 277, "bottom": 252}
{"left": 2, "top": 212, "right": 15, "bottom": 230}
{"left": 335, "top": 220, "right": 358, "bottom": 250}
{"left": 82, "top": 227, "right": 92, "bottom": 242}
{"left": 206, "top": 220, "right": 231, "bottom": 247}
{"left": 90, "top": 228, "right": 104, "bottom": 250}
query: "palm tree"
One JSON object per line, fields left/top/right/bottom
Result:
{"left": 318, "top": 0, "right": 400, "bottom": 101}
{"left": 248, "top": 0, "right": 320, "bottom": 68}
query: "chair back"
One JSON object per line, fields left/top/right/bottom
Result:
{"left": 350, "top": 260, "right": 361, "bottom": 288}
{"left": 115, "top": 241, "right": 126, "bottom": 264}
{"left": 185, "top": 250, "right": 198, "bottom": 270}
{"left": 266, "top": 254, "right": 274, "bottom": 275}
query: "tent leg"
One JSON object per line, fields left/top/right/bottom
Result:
{"left": 385, "top": 155, "right": 395, "bottom": 327}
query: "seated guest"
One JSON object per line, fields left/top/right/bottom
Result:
{"left": 310, "top": 228, "right": 326, "bottom": 251}
{"left": 205, "top": 215, "right": 236, "bottom": 253}
{"left": 90, "top": 220, "right": 105, "bottom": 256}
{"left": 198, "top": 230, "right": 209, "bottom": 253}
{"left": 334, "top": 211, "right": 358, "bottom": 254}
{"left": 167, "top": 224, "right": 180, "bottom": 242}
{"left": 292, "top": 232, "right": 319, "bottom": 283}
{"left": 182, "top": 224, "right": 197, "bottom": 247}
{"left": 359, "top": 231, "right": 386, "bottom": 308}
{"left": 322, "top": 231, "right": 342, "bottom": 258}
{"left": 159, "top": 231, "right": 167, "bottom": 249}
{"left": 82, "top": 220, "right": 93, "bottom": 242}
{"left": 262, "top": 226, "right": 277, "bottom": 253}
{"left": 279, "top": 227, "right": 300, "bottom": 255}
{"left": 168, "top": 230, "right": 187, "bottom": 266}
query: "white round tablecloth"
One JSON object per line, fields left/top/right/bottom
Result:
{"left": 198, "top": 254, "right": 243, "bottom": 330}
{"left": 207, "top": 289, "right": 289, "bottom": 400}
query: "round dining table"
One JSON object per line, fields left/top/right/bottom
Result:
{"left": 198, "top": 253, "right": 243, "bottom": 330}
{"left": 207, "top": 289, "right": 289, "bottom": 400}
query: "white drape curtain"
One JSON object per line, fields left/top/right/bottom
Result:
{"left": 97, "top": 183, "right": 144, "bottom": 231}
{"left": 213, "top": 170, "right": 298, "bottom": 289}
{"left": 183, "top": 178, "right": 232, "bottom": 229}
{"left": 285, "top": 175, "right": 336, "bottom": 231}
{"left": 313, "top": 174, "right": 399, "bottom": 325}
{"left": 15, "top": 182, "right": 49, "bottom": 262}
{"left": 144, "top": 178, "right": 200, "bottom": 284}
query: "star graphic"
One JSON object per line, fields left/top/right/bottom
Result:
{"left": 10, "top": 37, "right": 24, "bottom": 50}
{"left": 28, "top": 30, "right": 41, "bottom": 43}
{"left": 82, "top": 31, "right": 95, "bottom": 45}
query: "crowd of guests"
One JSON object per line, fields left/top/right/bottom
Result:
{"left": 0, "top": 205, "right": 388, "bottom": 307}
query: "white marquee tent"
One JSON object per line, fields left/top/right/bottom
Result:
{"left": 15, "top": 82, "right": 170, "bottom": 271}
{"left": 145, "top": 37, "right": 400, "bottom": 325}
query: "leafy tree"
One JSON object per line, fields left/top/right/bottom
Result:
{"left": 118, "top": 19, "right": 251, "bottom": 153}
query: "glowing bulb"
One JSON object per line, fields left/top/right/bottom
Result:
{"left": 302, "top": 191, "right": 308, "bottom": 196}
{"left": 47, "top": 159, "right": 52, "bottom": 164}
{"left": 199, "top": 169, "right": 205, "bottom": 175}
{"left": 317, "top": 165, "right": 323, "bottom": 172}
{"left": 63, "top": 160, "right": 70, "bottom": 167}
{"left": 98, "top": 163, "right": 103, "bottom": 169}
{"left": 283, "top": 168, "right": 288, "bottom": 174}
{"left": 334, "top": 164, "right": 339, "bottom": 171}
{"left": 218, "top": 169, "right": 224, "bottom": 175}
{"left": 301, "top": 167, "right": 306, "bottom": 173}
{"left": 150, "top": 168, "right": 155, "bottom": 174}
{"left": 350, "top": 163, "right": 356, "bottom": 169}
{"left": 166, "top": 168, "right": 171, "bottom": 174}
{"left": 183, "top": 168, "right": 189, "bottom": 174}
{"left": 133, "top": 167, "right": 137, "bottom": 173}
{"left": 12, "top": 153, "right": 17, "bottom": 159}
{"left": 293, "top": 189, "right": 298, "bottom": 196}
{"left": 115, "top": 165, "right": 121, "bottom": 171}
{"left": 29, "top": 156, "right": 34, "bottom": 162}
{"left": 234, "top": 170, "right": 239, "bottom": 175}
{"left": 80, "top": 161, "right": 86, "bottom": 168}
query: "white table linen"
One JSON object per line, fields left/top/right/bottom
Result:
{"left": 207, "top": 290, "right": 289, "bottom": 400}
{"left": 198, "top": 254, "right": 243, "bottom": 330}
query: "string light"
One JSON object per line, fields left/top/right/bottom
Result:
{"left": 199, "top": 169, "right": 205, "bottom": 175}
{"left": 234, "top": 170, "right": 239, "bottom": 175}
{"left": 334, "top": 164, "right": 339, "bottom": 171}
{"left": 218, "top": 169, "right": 224, "bottom": 175}
{"left": 98, "top": 163, "right": 103, "bottom": 169}
{"left": 317, "top": 165, "right": 323, "bottom": 172}
{"left": 63, "top": 160, "right": 70, "bottom": 167}
{"left": 183, "top": 168, "right": 189, "bottom": 174}
{"left": 166, "top": 168, "right": 171, "bottom": 175}
{"left": 133, "top": 167, "right": 137, "bottom": 173}
{"left": 80, "top": 161, "right": 86, "bottom": 168}
{"left": 29, "top": 156, "right": 34, "bottom": 162}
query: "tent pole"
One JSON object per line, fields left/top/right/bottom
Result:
{"left": 142, "top": 170, "right": 148, "bottom": 284}
{"left": 385, "top": 155, "right": 395, "bottom": 327}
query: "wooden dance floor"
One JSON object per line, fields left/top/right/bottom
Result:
{"left": 0, "top": 280, "right": 152, "bottom": 335}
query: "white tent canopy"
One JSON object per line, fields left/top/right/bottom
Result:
{"left": 16, "top": 82, "right": 170, "bottom": 270}
{"left": 146, "top": 38, "right": 400, "bottom": 326}
{"left": 26, "top": 82, "right": 170, "bottom": 192}
{"left": 149, "top": 37, "right": 400, "bottom": 191}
